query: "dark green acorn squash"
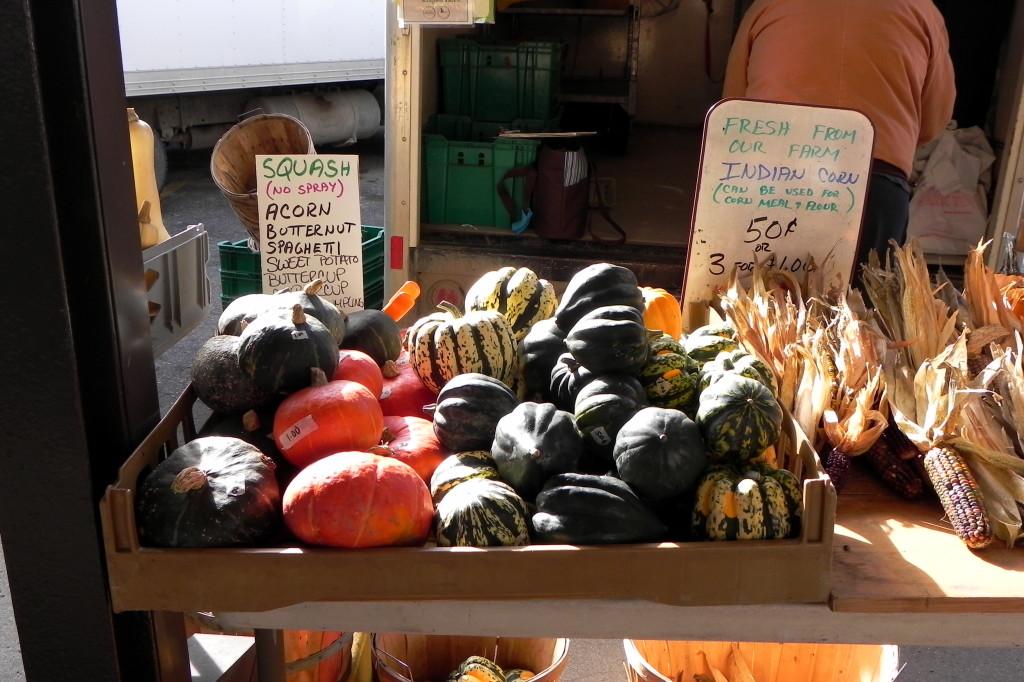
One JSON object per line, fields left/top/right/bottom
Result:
{"left": 700, "top": 349, "right": 777, "bottom": 395}
{"left": 548, "top": 353, "right": 596, "bottom": 411}
{"left": 268, "top": 279, "right": 347, "bottom": 345}
{"left": 429, "top": 450, "right": 500, "bottom": 503}
{"left": 691, "top": 464, "right": 802, "bottom": 540}
{"left": 519, "top": 318, "right": 567, "bottom": 399}
{"left": 554, "top": 263, "right": 644, "bottom": 331}
{"left": 436, "top": 478, "right": 531, "bottom": 547}
{"left": 613, "top": 407, "right": 708, "bottom": 501}
{"left": 531, "top": 473, "right": 667, "bottom": 544}
{"left": 464, "top": 266, "right": 558, "bottom": 342}
{"left": 566, "top": 305, "right": 650, "bottom": 375}
{"left": 427, "top": 373, "right": 519, "bottom": 452}
{"left": 573, "top": 375, "right": 647, "bottom": 462}
{"left": 237, "top": 304, "right": 339, "bottom": 394}
{"left": 491, "top": 402, "right": 582, "bottom": 499}
{"left": 342, "top": 309, "right": 403, "bottom": 366}
{"left": 199, "top": 409, "right": 294, "bottom": 489}
{"left": 191, "top": 335, "right": 274, "bottom": 414}
{"left": 136, "top": 436, "right": 280, "bottom": 547}
{"left": 697, "top": 374, "right": 783, "bottom": 463}
{"left": 217, "top": 292, "right": 279, "bottom": 336}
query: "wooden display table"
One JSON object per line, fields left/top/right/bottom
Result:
{"left": 211, "top": 472, "right": 1024, "bottom": 648}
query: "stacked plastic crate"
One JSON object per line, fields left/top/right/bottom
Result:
{"left": 423, "top": 39, "right": 563, "bottom": 229}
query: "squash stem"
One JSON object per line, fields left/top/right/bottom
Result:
{"left": 382, "top": 360, "right": 400, "bottom": 379}
{"left": 242, "top": 410, "right": 261, "bottom": 432}
{"left": 303, "top": 279, "right": 325, "bottom": 296}
{"left": 310, "top": 367, "right": 329, "bottom": 387}
{"left": 171, "top": 467, "right": 208, "bottom": 493}
{"left": 436, "top": 300, "right": 463, "bottom": 318}
{"left": 292, "top": 303, "right": 306, "bottom": 326}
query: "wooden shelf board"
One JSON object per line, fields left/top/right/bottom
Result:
{"left": 829, "top": 469, "right": 1024, "bottom": 614}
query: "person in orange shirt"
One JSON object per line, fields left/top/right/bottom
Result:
{"left": 723, "top": 0, "right": 956, "bottom": 269}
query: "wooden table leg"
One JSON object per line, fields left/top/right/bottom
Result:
{"left": 254, "top": 629, "right": 287, "bottom": 682}
{"left": 153, "top": 611, "right": 191, "bottom": 681}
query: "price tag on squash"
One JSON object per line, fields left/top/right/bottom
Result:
{"left": 257, "top": 154, "right": 365, "bottom": 313}
{"left": 681, "top": 99, "right": 874, "bottom": 328}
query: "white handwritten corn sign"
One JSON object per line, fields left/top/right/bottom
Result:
{"left": 682, "top": 99, "right": 874, "bottom": 326}
{"left": 257, "top": 154, "right": 364, "bottom": 313}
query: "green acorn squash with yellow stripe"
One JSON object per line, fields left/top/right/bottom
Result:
{"left": 504, "top": 670, "right": 535, "bottom": 682}
{"left": 691, "top": 465, "right": 801, "bottom": 540}
{"left": 638, "top": 335, "right": 701, "bottom": 416}
{"left": 683, "top": 334, "right": 738, "bottom": 364}
{"left": 700, "top": 349, "right": 777, "bottom": 395}
{"left": 407, "top": 302, "right": 518, "bottom": 394}
{"left": 429, "top": 450, "right": 500, "bottom": 503}
{"left": 697, "top": 374, "right": 782, "bottom": 464}
{"left": 436, "top": 478, "right": 530, "bottom": 548}
{"left": 465, "top": 267, "right": 558, "bottom": 343}
{"left": 449, "top": 656, "right": 505, "bottom": 682}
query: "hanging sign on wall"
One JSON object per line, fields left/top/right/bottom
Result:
{"left": 682, "top": 99, "right": 874, "bottom": 327}
{"left": 257, "top": 154, "right": 365, "bottom": 313}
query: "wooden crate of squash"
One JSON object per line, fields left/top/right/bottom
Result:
{"left": 100, "top": 265, "right": 835, "bottom": 614}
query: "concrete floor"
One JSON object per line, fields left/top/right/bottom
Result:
{"left": 3, "top": 135, "right": 1024, "bottom": 680}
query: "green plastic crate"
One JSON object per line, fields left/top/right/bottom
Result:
{"left": 426, "top": 113, "right": 561, "bottom": 142}
{"left": 422, "top": 135, "right": 540, "bottom": 229}
{"left": 218, "top": 226, "right": 386, "bottom": 308}
{"left": 440, "top": 39, "right": 561, "bottom": 122}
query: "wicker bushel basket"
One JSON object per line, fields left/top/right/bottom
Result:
{"left": 373, "top": 634, "right": 570, "bottom": 682}
{"left": 210, "top": 113, "right": 314, "bottom": 245}
{"left": 623, "top": 640, "right": 899, "bottom": 682}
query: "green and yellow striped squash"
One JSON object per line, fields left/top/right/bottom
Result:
{"left": 696, "top": 374, "right": 782, "bottom": 464}
{"left": 465, "top": 266, "right": 558, "bottom": 342}
{"left": 436, "top": 479, "right": 531, "bottom": 548}
{"left": 504, "top": 670, "right": 536, "bottom": 682}
{"left": 700, "top": 349, "right": 777, "bottom": 395}
{"left": 449, "top": 657, "right": 505, "bottom": 682}
{"left": 429, "top": 451, "right": 500, "bottom": 504}
{"left": 649, "top": 332, "right": 688, "bottom": 356}
{"left": 691, "top": 465, "right": 801, "bottom": 540}
{"left": 637, "top": 340, "right": 700, "bottom": 416}
{"left": 688, "top": 322, "right": 737, "bottom": 340}
{"left": 407, "top": 302, "right": 518, "bottom": 394}
{"left": 683, "top": 334, "right": 739, "bottom": 364}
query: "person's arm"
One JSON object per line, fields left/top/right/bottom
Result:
{"left": 918, "top": 11, "right": 956, "bottom": 145}
{"left": 722, "top": 6, "right": 756, "bottom": 99}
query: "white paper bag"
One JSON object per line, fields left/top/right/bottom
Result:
{"left": 908, "top": 125, "right": 995, "bottom": 255}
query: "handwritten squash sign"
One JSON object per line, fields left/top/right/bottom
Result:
{"left": 682, "top": 99, "right": 874, "bottom": 325}
{"left": 257, "top": 154, "right": 365, "bottom": 313}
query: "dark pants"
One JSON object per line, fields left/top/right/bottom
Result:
{"left": 855, "top": 171, "right": 911, "bottom": 270}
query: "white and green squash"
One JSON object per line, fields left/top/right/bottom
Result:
{"left": 436, "top": 479, "right": 531, "bottom": 548}
{"left": 691, "top": 465, "right": 802, "bottom": 540}
{"left": 465, "top": 266, "right": 557, "bottom": 342}
{"left": 406, "top": 302, "right": 518, "bottom": 394}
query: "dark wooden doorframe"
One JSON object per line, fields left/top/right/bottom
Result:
{"left": 0, "top": 0, "right": 170, "bottom": 679}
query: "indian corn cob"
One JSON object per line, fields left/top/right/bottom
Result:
{"left": 923, "top": 446, "right": 993, "bottom": 549}
{"left": 862, "top": 426, "right": 926, "bottom": 500}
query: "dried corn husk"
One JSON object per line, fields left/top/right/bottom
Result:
{"left": 823, "top": 370, "right": 888, "bottom": 457}
{"left": 944, "top": 347, "right": 1024, "bottom": 547}
{"left": 964, "top": 242, "right": 1024, "bottom": 337}
{"left": 862, "top": 241, "right": 959, "bottom": 371}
